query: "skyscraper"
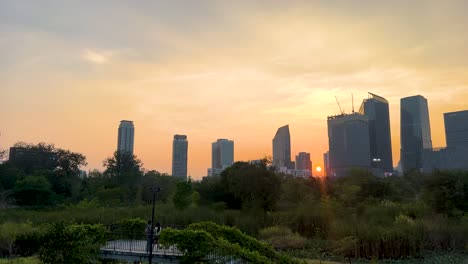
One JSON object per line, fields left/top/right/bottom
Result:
{"left": 172, "top": 135, "right": 188, "bottom": 179}
{"left": 117, "top": 120, "right": 134, "bottom": 154}
{"left": 359, "top": 93, "right": 393, "bottom": 173}
{"left": 444, "top": 110, "right": 468, "bottom": 149}
{"left": 400, "top": 95, "right": 432, "bottom": 173}
{"left": 272, "top": 125, "right": 292, "bottom": 169}
{"left": 212, "top": 139, "right": 234, "bottom": 169}
{"left": 323, "top": 152, "right": 329, "bottom": 177}
{"left": 422, "top": 109, "right": 468, "bottom": 172}
{"left": 295, "top": 152, "right": 312, "bottom": 171}
{"left": 327, "top": 113, "right": 371, "bottom": 177}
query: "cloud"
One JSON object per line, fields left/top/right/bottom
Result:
{"left": 82, "top": 49, "right": 112, "bottom": 64}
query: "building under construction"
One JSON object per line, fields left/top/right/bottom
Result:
{"left": 327, "top": 112, "right": 371, "bottom": 177}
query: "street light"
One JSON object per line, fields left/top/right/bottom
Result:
{"left": 149, "top": 187, "right": 162, "bottom": 264}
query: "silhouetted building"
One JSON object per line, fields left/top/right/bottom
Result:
{"left": 444, "top": 110, "right": 468, "bottom": 149}
{"left": 400, "top": 95, "right": 432, "bottom": 173}
{"left": 272, "top": 125, "right": 292, "bottom": 169}
{"left": 295, "top": 152, "right": 312, "bottom": 171}
{"left": 117, "top": 120, "right": 134, "bottom": 154}
{"left": 211, "top": 139, "right": 234, "bottom": 170}
{"left": 172, "top": 135, "right": 188, "bottom": 179}
{"left": 9, "top": 146, "right": 56, "bottom": 173}
{"left": 359, "top": 93, "right": 393, "bottom": 173}
{"left": 422, "top": 110, "right": 468, "bottom": 172}
{"left": 323, "top": 152, "right": 329, "bottom": 177}
{"left": 327, "top": 113, "right": 371, "bottom": 177}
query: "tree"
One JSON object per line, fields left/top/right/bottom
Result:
{"left": 173, "top": 180, "right": 194, "bottom": 210}
{"left": 422, "top": 170, "right": 468, "bottom": 215}
{"left": 221, "top": 162, "right": 282, "bottom": 212}
{"left": 9, "top": 142, "right": 86, "bottom": 176}
{"left": 103, "top": 151, "right": 142, "bottom": 178}
{"left": 0, "top": 222, "right": 33, "bottom": 256}
{"left": 13, "top": 175, "right": 53, "bottom": 206}
{"left": 38, "top": 222, "right": 107, "bottom": 264}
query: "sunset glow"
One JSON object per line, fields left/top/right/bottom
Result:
{"left": 1, "top": 1, "right": 468, "bottom": 178}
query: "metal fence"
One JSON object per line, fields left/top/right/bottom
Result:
{"left": 101, "top": 233, "right": 181, "bottom": 257}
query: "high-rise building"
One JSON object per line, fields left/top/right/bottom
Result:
{"left": 422, "top": 110, "right": 468, "bottom": 172}
{"left": 272, "top": 125, "right": 292, "bottom": 169}
{"left": 211, "top": 139, "right": 234, "bottom": 170}
{"left": 295, "top": 152, "right": 312, "bottom": 171}
{"left": 444, "top": 110, "right": 468, "bottom": 149}
{"left": 172, "top": 135, "right": 188, "bottom": 179}
{"left": 327, "top": 113, "right": 371, "bottom": 177}
{"left": 323, "top": 152, "right": 329, "bottom": 177}
{"left": 400, "top": 95, "right": 432, "bottom": 173}
{"left": 117, "top": 120, "right": 135, "bottom": 154}
{"left": 359, "top": 93, "right": 393, "bottom": 173}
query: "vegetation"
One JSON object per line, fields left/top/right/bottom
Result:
{"left": 0, "top": 142, "right": 467, "bottom": 263}
{"left": 38, "top": 222, "right": 107, "bottom": 264}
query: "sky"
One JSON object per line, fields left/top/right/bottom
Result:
{"left": 1, "top": 0, "right": 468, "bottom": 178}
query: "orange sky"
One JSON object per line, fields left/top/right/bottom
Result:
{"left": 1, "top": 1, "right": 468, "bottom": 178}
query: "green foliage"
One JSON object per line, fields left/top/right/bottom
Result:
{"left": 161, "top": 222, "right": 302, "bottom": 264}
{"left": 9, "top": 142, "right": 86, "bottom": 176}
{"left": 102, "top": 151, "right": 142, "bottom": 179}
{"left": 13, "top": 176, "right": 53, "bottom": 206}
{"left": 115, "top": 218, "right": 147, "bottom": 238}
{"left": 38, "top": 222, "right": 107, "bottom": 264}
{"left": 422, "top": 170, "right": 468, "bottom": 215}
{"left": 221, "top": 162, "right": 282, "bottom": 211}
{"left": 173, "top": 180, "right": 194, "bottom": 210}
{"left": 0, "top": 222, "right": 33, "bottom": 256}
{"left": 259, "top": 226, "right": 308, "bottom": 250}
{"left": 0, "top": 257, "right": 40, "bottom": 264}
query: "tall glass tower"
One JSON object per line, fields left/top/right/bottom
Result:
{"left": 400, "top": 95, "right": 432, "bottom": 173}
{"left": 117, "top": 120, "right": 134, "bottom": 154}
{"left": 272, "top": 125, "right": 292, "bottom": 169}
{"left": 172, "top": 135, "right": 188, "bottom": 179}
{"left": 359, "top": 93, "right": 393, "bottom": 173}
{"left": 211, "top": 139, "right": 234, "bottom": 169}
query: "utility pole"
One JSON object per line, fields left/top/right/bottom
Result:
{"left": 148, "top": 187, "right": 161, "bottom": 264}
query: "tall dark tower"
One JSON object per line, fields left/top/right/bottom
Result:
{"left": 172, "top": 135, "right": 188, "bottom": 179}
{"left": 400, "top": 95, "right": 432, "bottom": 173}
{"left": 359, "top": 93, "right": 393, "bottom": 173}
{"left": 272, "top": 125, "right": 292, "bottom": 169}
{"left": 117, "top": 120, "right": 134, "bottom": 154}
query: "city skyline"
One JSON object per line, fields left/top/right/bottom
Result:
{"left": 2, "top": 1, "right": 468, "bottom": 178}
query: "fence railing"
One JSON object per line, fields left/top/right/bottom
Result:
{"left": 101, "top": 233, "right": 181, "bottom": 256}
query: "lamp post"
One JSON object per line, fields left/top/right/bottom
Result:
{"left": 148, "top": 187, "right": 161, "bottom": 264}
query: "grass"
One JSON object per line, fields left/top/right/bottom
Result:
{"left": 0, "top": 257, "right": 40, "bottom": 264}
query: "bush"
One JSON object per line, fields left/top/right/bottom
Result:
{"left": 259, "top": 226, "right": 307, "bottom": 250}
{"left": 38, "top": 222, "right": 107, "bottom": 264}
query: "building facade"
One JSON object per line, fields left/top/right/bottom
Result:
{"left": 211, "top": 139, "right": 234, "bottom": 170}
{"left": 422, "top": 110, "right": 468, "bottom": 172}
{"left": 327, "top": 113, "right": 371, "bottom": 177}
{"left": 359, "top": 93, "right": 393, "bottom": 173}
{"left": 117, "top": 120, "right": 135, "bottom": 154}
{"left": 272, "top": 125, "right": 292, "bottom": 169}
{"left": 295, "top": 152, "right": 312, "bottom": 171}
{"left": 444, "top": 110, "right": 468, "bottom": 149}
{"left": 172, "top": 134, "right": 188, "bottom": 179}
{"left": 400, "top": 95, "right": 432, "bottom": 173}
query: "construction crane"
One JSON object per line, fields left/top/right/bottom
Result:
{"left": 335, "top": 96, "right": 344, "bottom": 114}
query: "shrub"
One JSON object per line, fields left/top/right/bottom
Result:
{"left": 259, "top": 226, "right": 307, "bottom": 250}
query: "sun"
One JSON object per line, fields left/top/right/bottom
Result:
{"left": 316, "top": 166, "right": 322, "bottom": 172}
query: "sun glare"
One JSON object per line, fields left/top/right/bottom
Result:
{"left": 316, "top": 166, "right": 322, "bottom": 172}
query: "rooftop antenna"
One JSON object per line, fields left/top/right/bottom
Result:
{"left": 352, "top": 93, "right": 354, "bottom": 113}
{"left": 335, "top": 96, "right": 344, "bottom": 114}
